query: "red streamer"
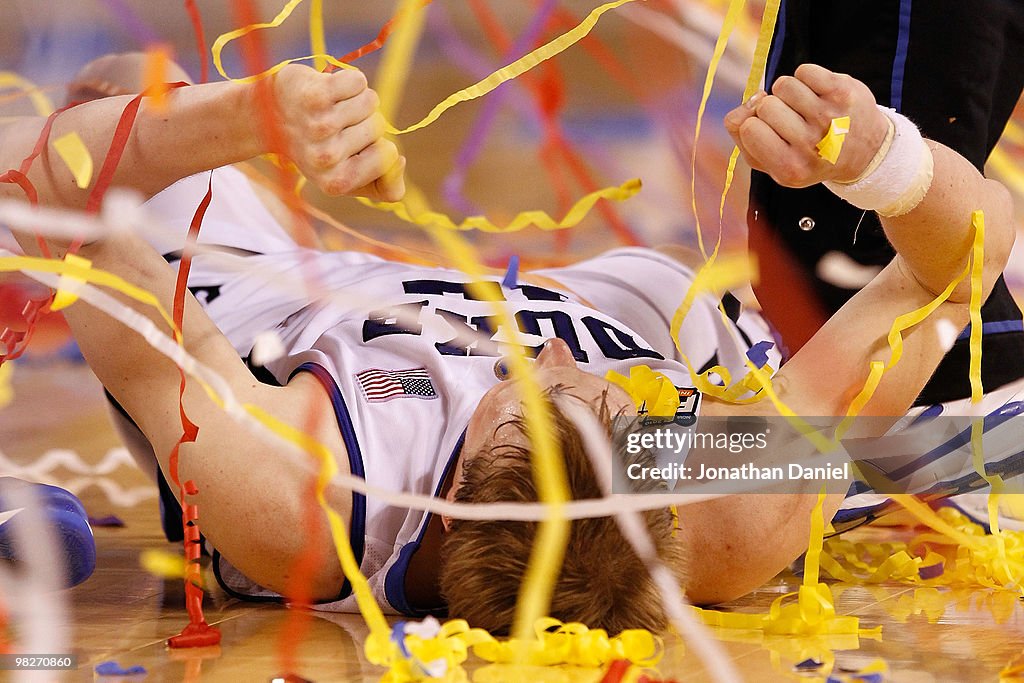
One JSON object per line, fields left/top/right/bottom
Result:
{"left": 465, "top": 0, "right": 642, "bottom": 248}
{"left": 337, "top": 0, "right": 436, "bottom": 64}
{"left": 229, "top": 0, "right": 331, "bottom": 671}
{"left": 166, "top": 176, "right": 221, "bottom": 649}
{"left": 184, "top": 0, "right": 210, "bottom": 84}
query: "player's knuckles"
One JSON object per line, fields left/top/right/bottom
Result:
{"left": 737, "top": 116, "right": 764, "bottom": 148}
{"left": 770, "top": 154, "right": 814, "bottom": 186}
{"left": 724, "top": 105, "right": 753, "bottom": 136}
{"left": 369, "top": 112, "right": 387, "bottom": 140}
{"left": 304, "top": 116, "right": 337, "bottom": 142}
{"left": 335, "top": 68, "right": 368, "bottom": 97}
{"left": 345, "top": 87, "right": 381, "bottom": 121}
{"left": 307, "top": 143, "right": 343, "bottom": 171}
{"left": 378, "top": 138, "right": 400, "bottom": 167}
{"left": 755, "top": 95, "right": 795, "bottom": 124}
{"left": 300, "top": 82, "right": 333, "bottom": 112}
{"left": 795, "top": 63, "right": 839, "bottom": 92}
{"left": 319, "top": 167, "right": 359, "bottom": 196}
{"left": 770, "top": 75, "right": 803, "bottom": 102}
{"left": 364, "top": 87, "right": 381, "bottom": 112}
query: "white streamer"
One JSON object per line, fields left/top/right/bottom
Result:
{"left": 556, "top": 396, "right": 742, "bottom": 683}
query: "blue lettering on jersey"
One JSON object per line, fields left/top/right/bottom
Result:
{"left": 189, "top": 285, "right": 222, "bottom": 306}
{"left": 363, "top": 300, "right": 428, "bottom": 341}
{"left": 582, "top": 316, "right": 664, "bottom": 361}
{"left": 403, "top": 279, "right": 505, "bottom": 301}
{"left": 516, "top": 310, "right": 589, "bottom": 362}
{"left": 362, "top": 279, "right": 661, "bottom": 364}
{"left": 433, "top": 309, "right": 503, "bottom": 356}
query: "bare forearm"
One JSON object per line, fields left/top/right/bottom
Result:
{"left": 881, "top": 142, "right": 1015, "bottom": 303}
{"left": 0, "top": 80, "right": 261, "bottom": 213}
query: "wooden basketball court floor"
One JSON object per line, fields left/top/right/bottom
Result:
{"left": 3, "top": 359, "right": 1024, "bottom": 682}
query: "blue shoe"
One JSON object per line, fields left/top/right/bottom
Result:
{"left": 0, "top": 477, "right": 96, "bottom": 587}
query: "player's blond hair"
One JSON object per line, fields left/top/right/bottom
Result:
{"left": 439, "top": 392, "right": 687, "bottom": 634}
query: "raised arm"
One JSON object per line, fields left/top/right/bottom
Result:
{"left": 0, "top": 64, "right": 406, "bottom": 600}
{"left": 723, "top": 63, "right": 1014, "bottom": 418}
{"left": 682, "top": 64, "right": 1015, "bottom": 605}
{"left": 0, "top": 64, "right": 406, "bottom": 211}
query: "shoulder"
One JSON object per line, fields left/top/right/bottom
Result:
{"left": 653, "top": 245, "right": 706, "bottom": 271}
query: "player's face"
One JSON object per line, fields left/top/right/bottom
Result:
{"left": 445, "top": 339, "right": 635, "bottom": 509}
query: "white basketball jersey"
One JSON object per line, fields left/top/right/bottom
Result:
{"left": 144, "top": 167, "right": 780, "bottom": 614}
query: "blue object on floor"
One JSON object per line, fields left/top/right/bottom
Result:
{"left": 95, "top": 660, "right": 147, "bottom": 676}
{"left": 0, "top": 477, "right": 96, "bottom": 587}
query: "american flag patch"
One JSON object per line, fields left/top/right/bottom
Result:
{"left": 355, "top": 367, "right": 438, "bottom": 403}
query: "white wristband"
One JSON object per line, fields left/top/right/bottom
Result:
{"left": 824, "top": 105, "right": 934, "bottom": 218}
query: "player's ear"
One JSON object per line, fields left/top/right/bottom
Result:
{"left": 441, "top": 514, "right": 453, "bottom": 532}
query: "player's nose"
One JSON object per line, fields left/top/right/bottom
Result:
{"left": 535, "top": 338, "right": 576, "bottom": 369}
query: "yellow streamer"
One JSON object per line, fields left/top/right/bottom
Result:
{"left": 689, "top": 0, "right": 746, "bottom": 260}
{"left": 816, "top": 116, "right": 851, "bottom": 164}
{"left": 672, "top": 0, "right": 789, "bottom": 418}
{"left": 0, "top": 361, "right": 13, "bottom": 409}
{"left": 968, "top": 210, "right": 986, "bottom": 404}
{"left": 0, "top": 254, "right": 394, "bottom": 641}
{"left": 418, "top": 222, "right": 569, "bottom": 646}
{"left": 0, "top": 71, "right": 55, "bottom": 116}
{"left": 212, "top": 0, "right": 640, "bottom": 136}
{"left": 698, "top": 491, "right": 878, "bottom": 637}
{"left": 51, "top": 131, "right": 94, "bottom": 190}
{"left": 358, "top": 178, "right": 641, "bottom": 233}
{"left": 473, "top": 618, "right": 662, "bottom": 668}
{"left": 367, "top": 618, "right": 661, "bottom": 683}
{"left": 309, "top": 0, "right": 326, "bottom": 72}
{"left": 964, "top": 211, "right": 1017, "bottom": 589}
{"left": 140, "top": 548, "right": 188, "bottom": 580}
{"left": 716, "top": 0, "right": 783, "bottom": 230}
{"left": 823, "top": 505, "right": 1024, "bottom": 591}
{"left": 50, "top": 253, "right": 92, "bottom": 311}
{"left": 375, "top": 0, "right": 428, "bottom": 124}
{"left": 605, "top": 365, "right": 680, "bottom": 417}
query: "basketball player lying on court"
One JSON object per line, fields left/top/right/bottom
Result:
{"left": 0, "top": 57, "right": 1014, "bottom": 633}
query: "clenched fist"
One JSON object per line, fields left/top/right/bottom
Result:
{"left": 266, "top": 64, "right": 406, "bottom": 202}
{"left": 724, "top": 64, "right": 890, "bottom": 188}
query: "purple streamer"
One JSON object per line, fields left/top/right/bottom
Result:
{"left": 440, "top": 0, "right": 559, "bottom": 214}
{"left": 99, "top": 0, "right": 162, "bottom": 47}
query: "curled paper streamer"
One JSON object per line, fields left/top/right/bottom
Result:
{"left": 213, "top": 0, "right": 639, "bottom": 136}
{"left": 816, "top": 116, "right": 851, "bottom": 165}
{"left": 823, "top": 505, "right": 1024, "bottom": 591}
{"left": 359, "top": 179, "right": 640, "bottom": 233}
{"left": 0, "top": 71, "right": 55, "bottom": 116}
{"left": 606, "top": 365, "right": 680, "bottom": 417}
{"left": 698, "top": 492, "right": 879, "bottom": 637}
{"left": 51, "top": 132, "right": 94, "bottom": 190}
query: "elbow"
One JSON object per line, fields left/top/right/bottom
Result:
{"left": 942, "top": 180, "right": 1015, "bottom": 305}
{"left": 976, "top": 179, "right": 1015, "bottom": 294}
